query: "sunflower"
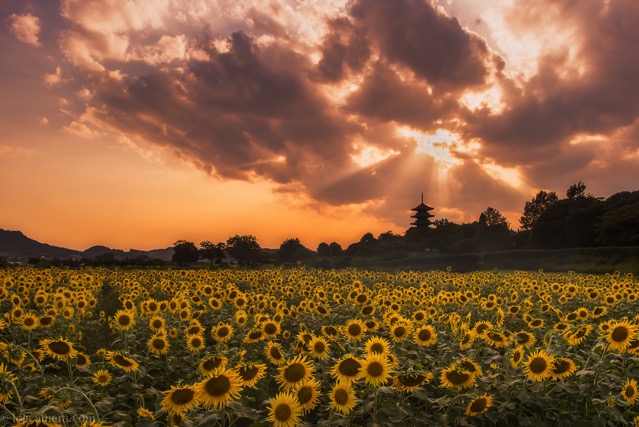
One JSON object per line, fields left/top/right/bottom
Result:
{"left": 607, "top": 321, "right": 638, "bottom": 352}
{"left": 344, "top": 319, "right": 367, "bottom": 341}
{"left": 38, "top": 315, "right": 55, "bottom": 328}
{"left": 267, "top": 392, "right": 302, "bottom": 427}
{"left": 592, "top": 306, "right": 607, "bottom": 319}
{"left": 393, "top": 372, "right": 433, "bottom": 392}
{"left": 40, "top": 337, "right": 77, "bottom": 361}
{"left": 390, "top": 323, "right": 412, "bottom": 342}
{"left": 459, "top": 330, "right": 476, "bottom": 350}
{"left": 186, "top": 334, "right": 206, "bottom": 353}
{"left": 362, "top": 353, "right": 392, "bottom": 387}
{"left": 308, "top": 336, "right": 330, "bottom": 360}
{"left": 329, "top": 381, "right": 358, "bottom": 415}
{"left": 137, "top": 407, "right": 155, "bottom": 420}
{"left": 212, "top": 323, "right": 234, "bottom": 343}
{"left": 75, "top": 352, "right": 91, "bottom": 366}
{"left": 413, "top": 325, "right": 437, "bottom": 346}
{"left": 331, "top": 354, "right": 363, "bottom": 383}
{"left": 277, "top": 355, "right": 315, "bottom": 391}
{"left": 244, "top": 329, "right": 265, "bottom": 344}
{"left": 196, "top": 368, "right": 243, "bottom": 409}
{"left": 465, "top": 394, "right": 493, "bottom": 416}
{"left": 21, "top": 312, "right": 39, "bottom": 331}
{"left": 321, "top": 325, "right": 339, "bottom": 339}
{"left": 161, "top": 385, "right": 200, "bottom": 415}
{"left": 459, "top": 358, "right": 483, "bottom": 378}
{"left": 550, "top": 357, "right": 577, "bottom": 380}
{"left": 473, "top": 321, "right": 493, "bottom": 338}
{"left": 149, "top": 315, "right": 165, "bottom": 331}
{"left": 365, "top": 336, "right": 391, "bottom": 355}
{"left": 440, "top": 365, "right": 475, "bottom": 390}
{"left": 513, "top": 331, "right": 536, "bottom": 348}
{"left": 265, "top": 341, "right": 286, "bottom": 365}
{"left": 523, "top": 350, "right": 554, "bottom": 382}
{"left": 565, "top": 324, "right": 593, "bottom": 346}
{"left": 622, "top": 379, "right": 638, "bottom": 405}
{"left": 295, "top": 378, "right": 321, "bottom": 414}
{"left": 147, "top": 335, "right": 170, "bottom": 356}
{"left": 262, "top": 321, "right": 280, "bottom": 338}
{"left": 111, "top": 310, "right": 136, "bottom": 331}
{"left": 92, "top": 369, "right": 112, "bottom": 387}
{"left": 107, "top": 351, "right": 139, "bottom": 373}
{"left": 236, "top": 363, "right": 267, "bottom": 388}
{"left": 511, "top": 347, "right": 524, "bottom": 368}
{"left": 199, "top": 355, "right": 228, "bottom": 376}
{"left": 484, "top": 331, "right": 509, "bottom": 348}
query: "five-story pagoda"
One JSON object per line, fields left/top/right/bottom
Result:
{"left": 410, "top": 193, "right": 434, "bottom": 229}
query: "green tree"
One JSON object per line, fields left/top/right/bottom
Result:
{"left": 226, "top": 235, "right": 262, "bottom": 266}
{"left": 519, "top": 190, "right": 559, "bottom": 231}
{"left": 172, "top": 240, "right": 200, "bottom": 266}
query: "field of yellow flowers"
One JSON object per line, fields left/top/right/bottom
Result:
{"left": 1, "top": 267, "right": 639, "bottom": 426}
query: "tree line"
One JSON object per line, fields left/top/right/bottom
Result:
{"left": 166, "top": 182, "right": 639, "bottom": 267}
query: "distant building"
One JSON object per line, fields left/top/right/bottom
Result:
{"left": 410, "top": 193, "right": 434, "bottom": 229}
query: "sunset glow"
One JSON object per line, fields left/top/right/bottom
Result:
{"left": 1, "top": 0, "right": 638, "bottom": 250}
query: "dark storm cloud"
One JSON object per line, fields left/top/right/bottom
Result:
{"left": 93, "top": 31, "right": 356, "bottom": 183}
{"left": 346, "top": 62, "right": 459, "bottom": 130}
{"left": 316, "top": 17, "right": 371, "bottom": 82}
{"left": 469, "top": 0, "right": 639, "bottom": 166}
{"left": 349, "top": 0, "right": 494, "bottom": 92}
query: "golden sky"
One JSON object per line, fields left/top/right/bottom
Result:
{"left": 1, "top": 0, "right": 638, "bottom": 250}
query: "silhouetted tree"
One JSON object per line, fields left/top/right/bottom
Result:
{"left": 226, "top": 235, "right": 261, "bottom": 266}
{"left": 172, "top": 240, "right": 199, "bottom": 266}
{"left": 597, "top": 191, "right": 639, "bottom": 246}
{"left": 278, "top": 238, "right": 314, "bottom": 263}
{"left": 480, "top": 207, "right": 510, "bottom": 228}
{"left": 328, "top": 242, "right": 343, "bottom": 256}
{"left": 566, "top": 181, "right": 588, "bottom": 199}
{"left": 519, "top": 190, "right": 559, "bottom": 231}
{"left": 200, "top": 241, "right": 226, "bottom": 265}
{"left": 478, "top": 207, "right": 512, "bottom": 251}
{"left": 317, "top": 242, "right": 330, "bottom": 257}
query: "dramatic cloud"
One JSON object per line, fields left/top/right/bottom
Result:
{"left": 2, "top": 0, "right": 638, "bottom": 231}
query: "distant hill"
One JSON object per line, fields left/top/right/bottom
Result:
{"left": 0, "top": 229, "right": 173, "bottom": 261}
{"left": 0, "top": 229, "right": 80, "bottom": 259}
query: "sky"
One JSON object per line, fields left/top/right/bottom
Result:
{"left": 1, "top": 0, "right": 638, "bottom": 251}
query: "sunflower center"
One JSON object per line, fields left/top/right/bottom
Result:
{"left": 488, "top": 332, "right": 504, "bottom": 342}
{"left": 118, "top": 315, "right": 131, "bottom": 326}
{"left": 612, "top": 326, "right": 629, "bottom": 342}
{"left": 205, "top": 375, "right": 231, "bottom": 396}
{"left": 398, "top": 374, "right": 425, "bottom": 387}
{"left": 626, "top": 386, "right": 635, "bottom": 398}
{"left": 367, "top": 361, "right": 383, "bottom": 377}
{"left": 40, "top": 316, "right": 53, "bottom": 326}
{"left": 249, "top": 331, "right": 263, "bottom": 339}
{"left": 470, "top": 398, "right": 487, "bottom": 412}
{"left": 339, "top": 358, "right": 361, "bottom": 376}
{"left": 239, "top": 365, "right": 259, "bottom": 380}
{"left": 476, "top": 324, "right": 489, "bottom": 334}
{"left": 203, "top": 357, "right": 222, "bottom": 370}
{"left": 529, "top": 357, "right": 547, "bottom": 373}
{"left": 48, "top": 341, "right": 71, "bottom": 355}
{"left": 362, "top": 306, "right": 373, "bottom": 315}
{"left": 152, "top": 320, "right": 163, "bottom": 328}
{"left": 264, "top": 323, "right": 277, "bottom": 335}
{"left": 152, "top": 339, "right": 166, "bottom": 350}
{"left": 171, "top": 388, "right": 195, "bottom": 405}
{"left": 113, "top": 354, "right": 133, "bottom": 367}
{"left": 313, "top": 342, "right": 325, "bottom": 353}
{"left": 370, "top": 343, "right": 384, "bottom": 353}
{"left": 334, "top": 388, "right": 349, "bottom": 405}
{"left": 217, "top": 327, "right": 230, "bottom": 337}
{"left": 347, "top": 324, "right": 362, "bottom": 336}
{"left": 297, "top": 386, "right": 312, "bottom": 404}
{"left": 270, "top": 347, "right": 282, "bottom": 360}
{"left": 284, "top": 363, "right": 306, "bottom": 383}
{"left": 98, "top": 374, "right": 109, "bottom": 383}
{"left": 24, "top": 318, "right": 35, "bottom": 326}
{"left": 446, "top": 369, "right": 470, "bottom": 385}
{"left": 324, "top": 326, "right": 337, "bottom": 336}
{"left": 418, "top": 329, "right": 431, "bottom": 341}
{"left": 394, "top": 326, "right": 406, "bottom": 337}
{"left": 552, "top": 360, "right": 570, "bottom": 374}
{"left": 274, "top": 403, "right": 292, "bottom": 421}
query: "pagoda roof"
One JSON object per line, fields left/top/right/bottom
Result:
{"left": 411, "top": 202, "right": 434, "bottom": 211}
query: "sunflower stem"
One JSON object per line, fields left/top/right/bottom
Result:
{"left": 9, "top": 380, "right": 23, "bottom": 411}
{"left": 0, "top": 402, "right": 15, "bottom": 420}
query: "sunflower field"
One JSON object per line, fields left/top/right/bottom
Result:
{"left": 1, "top": 267, "right": 639, "bottom": 426}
